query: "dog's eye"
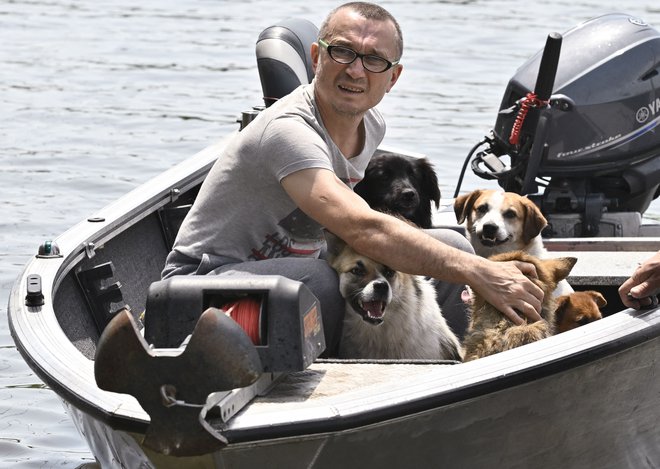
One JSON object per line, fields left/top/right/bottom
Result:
{"left": 350, "top": 263, "right": 366, "bottom": 276}
{"left": 382, "top": 267, "right": 396, "bottom": 279}
{"left": 576, "top": 316, "right": 591, "bottom": 326}
{"left": 503, "top": 209, "right": 517, "bottom": 219}
{"left": 476, "top": 204, "right": 488, "bottom": 214}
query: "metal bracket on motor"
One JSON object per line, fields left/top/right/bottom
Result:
{"left": 582, "top": 193, "right": 607, "bottom": 236}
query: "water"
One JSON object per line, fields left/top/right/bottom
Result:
{"left": 2, "top": 0, "right": 660, "bottom": 466}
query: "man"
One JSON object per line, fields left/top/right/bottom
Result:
{"left": 163, "top": 2, "right": 544, "bottom": 355}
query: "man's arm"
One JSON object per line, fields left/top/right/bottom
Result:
{"left": 282, "top": 167, "right": 544, "bottom": 323}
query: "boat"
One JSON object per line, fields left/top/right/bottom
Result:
{"left": 8, "top": 13, "right": 660, "bottom": 469}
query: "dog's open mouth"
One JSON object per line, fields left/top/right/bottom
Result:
{"left": 479, "top": 234, "right": 512, "bottom": 247}
{"left": 356, "top": 299, "right": 386, "bottom": 325}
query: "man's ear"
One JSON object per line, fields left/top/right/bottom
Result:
{"left": 311, "top": 42, "right": 320, "bottom": 73}
{"left": 386, "top": 63, "right": 403, "bottom": 93}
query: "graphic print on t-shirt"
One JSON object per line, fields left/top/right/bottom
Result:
{"left": 249, "top": 208, "right": 324, "bottom": 260}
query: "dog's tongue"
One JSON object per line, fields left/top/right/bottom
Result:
{"left": 362, "top": 301, "right": 385, "bottom": 318}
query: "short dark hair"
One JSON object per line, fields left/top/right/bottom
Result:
{"left": 319, "top": 2, "right": 403, "bottom": 60}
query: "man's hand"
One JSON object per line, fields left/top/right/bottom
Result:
{"left": 619, "top": 251, "right": 660, "bottom": 309}
{"left": 468, "top": 258, "right": 544, "bottom": 324}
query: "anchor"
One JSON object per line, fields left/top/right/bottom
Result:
{"left": 94, "top": 275, "right": 325, "bottom": 456}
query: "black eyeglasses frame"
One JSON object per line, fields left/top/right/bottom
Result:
{"left": 318, "top": 38, "right": 399, "bottom": 73}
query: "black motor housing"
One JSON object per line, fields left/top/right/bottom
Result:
{"left": 481, "top": 13, "right": 660, "bottom": 224}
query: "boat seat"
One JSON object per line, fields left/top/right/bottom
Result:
{"left": 256, "top": 18, "right": 318, "bottom": 107}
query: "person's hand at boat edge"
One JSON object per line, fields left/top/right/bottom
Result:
{"left": 619, "top": 250, "right": 660, "bottom": 309}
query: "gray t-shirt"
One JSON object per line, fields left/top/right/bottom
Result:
{"left": 163, "top": 82, "right": 386, "bottom": 276}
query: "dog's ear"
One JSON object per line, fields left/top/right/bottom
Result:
{"left": 324, "top": 230, "right": 346, "bottom": 261}
{"left": 453, "top": 190, "right": 482, "bottom": 224}
{"left": 521, "top": 197, "right": 548, "bottom": 244}
{"left": 554, "top": 294, "right": 571, "bottom": 323}
{"left": 416, "top": 158, "right": 441, "bottom": 208}
{"left": 546, "top": 257, "right": 578, "bottom": 283}
{"left": 586, "top": 290, "right": 607, "bottom": 308}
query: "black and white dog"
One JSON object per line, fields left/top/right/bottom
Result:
{"left": 354, "top": 153, "right": 441, "bottom": 228}
{"left": 326, "top": 233, "right": 462, "bottom": 361}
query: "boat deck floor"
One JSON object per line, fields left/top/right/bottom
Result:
{"left": 255, "top": 361, "right": 449, "bottom": 405}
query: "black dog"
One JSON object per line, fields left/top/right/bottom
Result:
{"left": 354, "top": 153, "right": 441, "bottom": 228}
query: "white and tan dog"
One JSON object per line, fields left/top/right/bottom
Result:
{"left": 454, "top": 189, "right": 573, "bottom": 296}
{"left": 326, "top": 233, "right": 462, "bottom": 361}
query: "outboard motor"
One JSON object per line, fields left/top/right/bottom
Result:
{"left": 462, "top": 13, "right": 660, "bottom": 237}
{"left": 256, "top": 18, "right": 318, "bottom": 107}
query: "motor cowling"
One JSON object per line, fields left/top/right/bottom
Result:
{"left": 472, "top": 13, "right": 660, "bottom": 236}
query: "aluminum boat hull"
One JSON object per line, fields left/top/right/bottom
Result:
{"left": 9, "top": 136, "right": 660, "bottom": 468}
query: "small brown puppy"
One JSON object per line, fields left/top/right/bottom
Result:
{"left": 555, "top": 291, "right": 606, "bottom": 333}
{"left": 463, "top": 251, "right": 577, "bottom": 361}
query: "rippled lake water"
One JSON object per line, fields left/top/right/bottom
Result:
{"left": 2, "top": 0, "right": 660, "bottom": 466}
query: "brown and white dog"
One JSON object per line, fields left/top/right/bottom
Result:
{"left": 454, "top": 188, "right": 573, "bottom": 296}
{"left": 462, "top": 251, "right": 577, "bottom": 362}
{"left": 454, "top": 189, "right": 547, "bottom": 258}
{"left": 325, "top": 233, "right": 462, "bottom": 361}
{"left": 555, "top": 290, "right": 606, "bottom": 333}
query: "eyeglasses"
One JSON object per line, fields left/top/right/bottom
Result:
{"left": 318, "top": 38, "right": 399, "bottom": 73}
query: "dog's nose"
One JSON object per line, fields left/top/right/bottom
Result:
{"left": 397, "top": 188, "right": 419, "bottom": 206}
{"left": 373, "top": 281, "right": 389, "bottom": 295}
{"left": 400, "top": 188, "right": 416, "bottom": 200}
{"left": 482, "top": 223, "right": 498, "bottom": 238}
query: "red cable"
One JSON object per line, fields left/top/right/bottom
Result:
{"left": 509, "top": 92, "right": 548, "bottom": 145}
{"left": 222, "top": 298, "right": 262, "bottom": 345}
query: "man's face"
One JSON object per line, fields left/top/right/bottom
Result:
{"left": 312, "top": 9, "right": 402, "bottom": 119}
